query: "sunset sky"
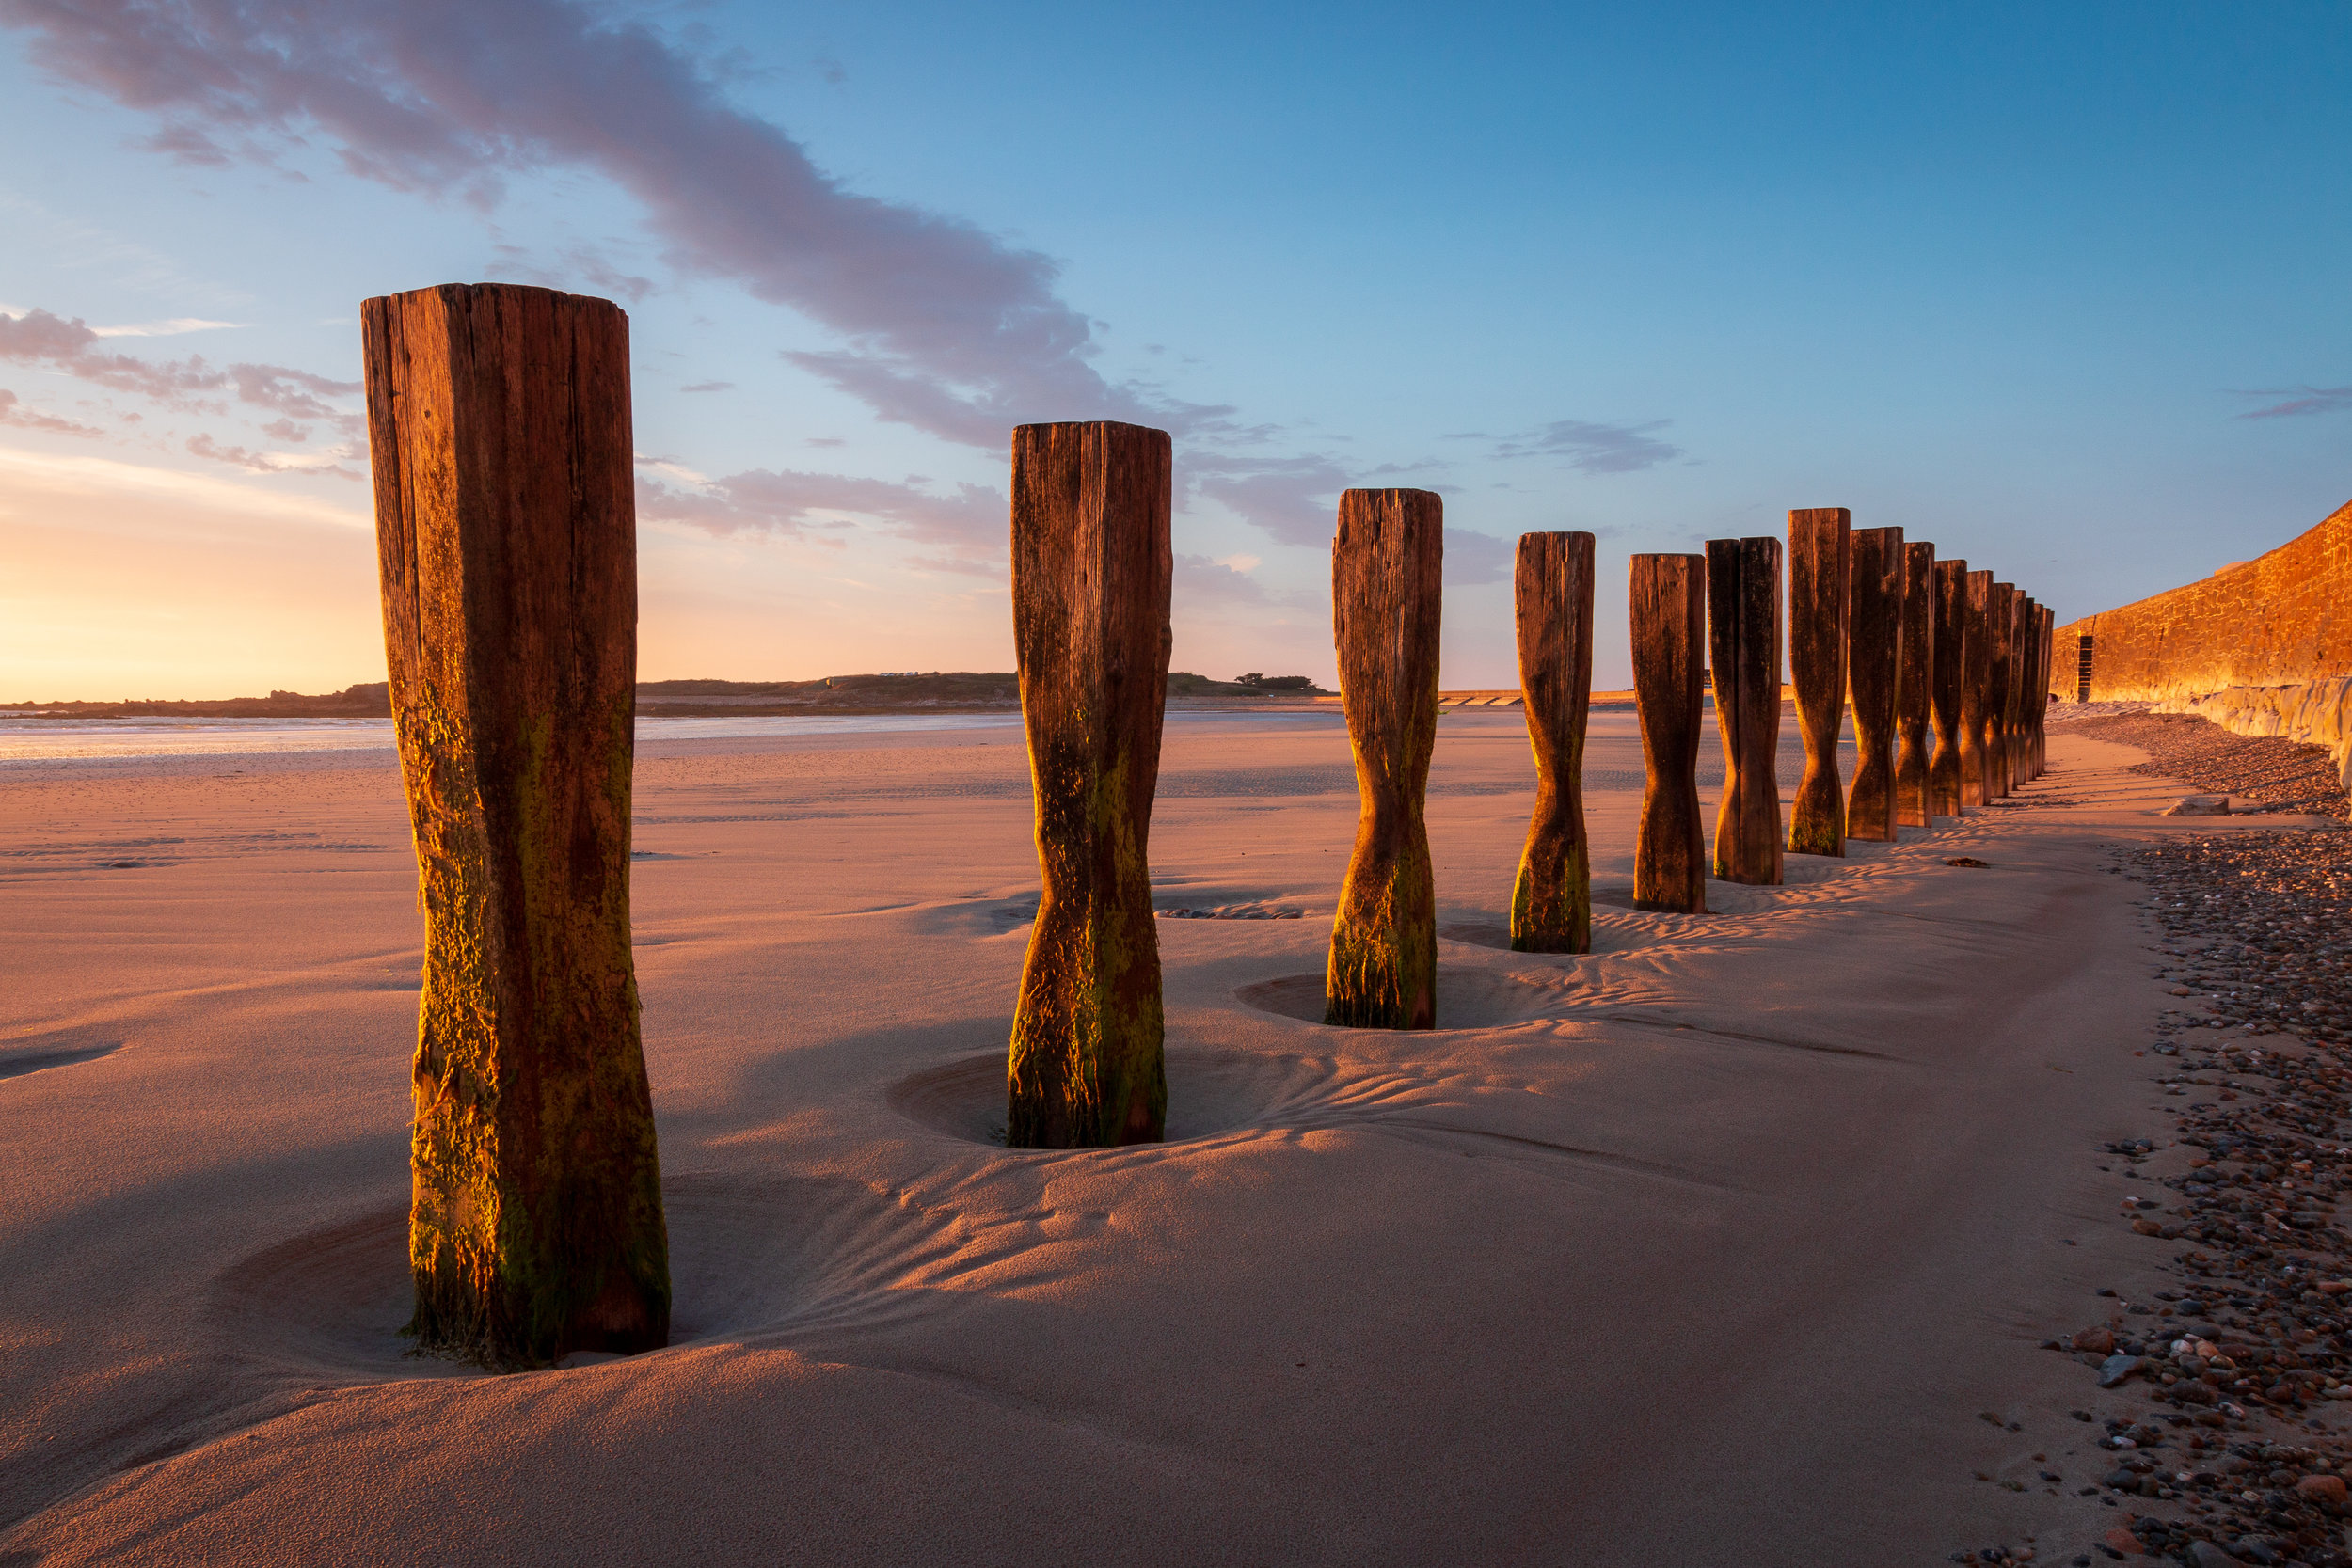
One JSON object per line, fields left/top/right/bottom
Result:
{"left": 1, "top": 1, "right": 2346, "bottom": 699}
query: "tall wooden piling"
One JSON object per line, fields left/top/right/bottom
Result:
{"left": 1706, "top": 536, "right": 1783, "bottom": 885}
{"left": 2023, "top": 604, "right": 2039, "bottom": 779}
{"left": 1960, "top": 570, "right": 1994, "bottom": 807}
{"left": 1788, "top": 508, "right": 1851, "bottom": 855}
{"left": 363, "top": 282, "right": 669, "bottom": 1369}
{"left": 1930, "top": 559, "right": 1968, "bottom": 817}
{"left": 1895, "top": 541, "right": 1935, "bottom": 826}
{"left": 1511, "top": 531, "right": 1596, "bottom": 953}
{"left": 1631, "top": 554, "right": 1708, "bottom": 913}
{"left": 1845, "top": 526, "right": 1905, "bottom": 841}
{"left": 1327, "top": 490, "right": 1442, "bottom": 1028}
{"left": 1006, "top": 421, "right": 1173, "bottom": 1147}
{"left": 2013, "top": 594, "right": 2032, "bottom": 789}
{"left": 1987, "top": 582, "right": 2015, "bottom": 799}
{"left": 2037, "top": 604, "right": 2054, "bottom": 776}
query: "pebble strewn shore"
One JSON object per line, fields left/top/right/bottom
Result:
{"left": 2063, "top": 710, "right": 2350, "bottom": 820}
{"left": 1955, "top": 716, "right": 2352, "bottom": 1568}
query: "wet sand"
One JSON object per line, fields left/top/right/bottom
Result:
{"left": 2, "top": 709, "right": 2328, "bottom": 1565}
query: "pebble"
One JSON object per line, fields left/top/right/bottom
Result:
{"left": 2003, "top": 713, "right": 2352, "bottom": 1568}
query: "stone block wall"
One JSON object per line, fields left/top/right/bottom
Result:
{"left": 2057, "top": 495, "right": 2352, "bottom": 702}
{"left": 2056, "top": 495, "right": 2352, "bottom": 785}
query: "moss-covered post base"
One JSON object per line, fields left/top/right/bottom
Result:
{"left": 363, "top": 282, "right": 670, "bottom": 1370}
{"left": 1788, "top": 507, "right": 1851, "bottom": 855}
{"left": 1845, "top": 525, "right": 1905, "bottom": 842}
{"left": 1895, "top": 541, "right": 1937, "bottom": 827}
{"left": 1632, "top": 553, "right": 1708, "bottom": 913}
{"left": 1707, "top": 536, "right": 1783, "bottom": 885}
{"left": 1326, "top": 489, "right": 1441, "bottom": 1028}
{"left": 1005, "top": 420, "right": 1172, "bottom": 1148}
{"left": 1931, "top": 559, "right": 1970, "bottom": 816}
{"left": 1510, "top": 531, "right": 1596, "bottom": 953}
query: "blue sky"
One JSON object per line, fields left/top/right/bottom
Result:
{"left": 0, "top": 0, "right": 2344, "bottom": 696}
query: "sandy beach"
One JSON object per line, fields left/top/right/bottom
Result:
{"left": 3, "top": 708, "right": 2339, "bottom": 1565}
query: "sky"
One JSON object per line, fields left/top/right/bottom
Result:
{"left": 0, "top": 0, "right": 2345, "bottom": 699}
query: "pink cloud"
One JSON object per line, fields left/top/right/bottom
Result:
{"left": 0, "top": 306, "right": 361, "bottom": 433}
{"left": 635, "top": 462, "right": 1005, "bottom": 562}
{"left": 0, "top": 0, "right": 1231, "bottom": 448}
{"left": 0, "top": 388, "right": 105, "bottom": 437}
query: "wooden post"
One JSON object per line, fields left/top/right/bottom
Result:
{"left": 1987, "top": 582, "right": 2015, "bottom": 798}
{"left": 363, "top": 282, "right": 669, "bottom": 1369}
{"left": 1929, "top": 558, "right": 1968, "bottom": 817}
{"left": 1788, "top": 508, "right": 1851, "bottom": 855}
{"left": 1631, "top": 554, "right": 1708, "bottom": 913}
{"left": 1327, "top": 489, "right": 1441, "bottom": 1028}
{"left": 1511, "top": 531, "right": 1596, "bottom": 953}
{"left": 2023, "top": 592, "right": 2042, "bottom": 789}
{"left": 1844, "top": 525, "right": 1905, "bottom": 841}
{"left": 1960, "top": 570, "right": 1993, "bottom": 807}
{"left": 1007, "top": 421, "right": 1172, "bottom": 1147}
{"left": 1706, "top": 536, "right": 1783, "bottom": 885}
{"left": 1895, "top": 541, "right": 1935, "bottom": 826}
{"left": 2037, "top": 604, "right": 2054, "bottom": 776}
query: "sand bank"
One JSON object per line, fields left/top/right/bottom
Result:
{"left": 2, "top": 710, "right": 2323, "bottom": 1564}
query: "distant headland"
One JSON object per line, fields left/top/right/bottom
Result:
{"left": 4, "top": 672, "right": 1334, "bottom": 720}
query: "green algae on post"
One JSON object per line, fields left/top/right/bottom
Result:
{"left": 1005, "top": 420, "right": 1172, "bottom": 1148}
{"left": 362, "top": 282, "right": 670, "bottom": 1369}
{"left": 1326, "top": 489, "right": 1441, "bottom": 1029}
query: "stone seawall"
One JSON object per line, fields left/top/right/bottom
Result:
{"left": 2055, "top": 495, "right": 2352, "bottom": 784}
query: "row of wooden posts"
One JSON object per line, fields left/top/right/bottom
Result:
{"left": 1628, "top": 512, "right": 2056, "bottom": 918}
{"left": 358, "top": 284, "right": 2054, "bottom": 1367}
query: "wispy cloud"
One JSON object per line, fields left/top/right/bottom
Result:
{"left": 0, "top": 306, "right": 362, "bottom": 439}
{"left": 486, "top": 242, "right": 657, "bottom": 303}
{"left": 0, "top": 444, "right": 370, "bottom": 528}
{"left": 1444, "top": 528, "right": 1513, "bottom": 586}
{"left": 89, "top": 317, "right": 245, "bottom": 338}
{"left": 0, "top": 0, "right": 1229, "bottom": 448}
{"left": 0, "top": 388, "right": 106, "bottom": 437}
{"left": 634, "top": 459, "right": 1004, "bottom": 564}
{"left": 1461, "top": 417, "right": 1685, "bottom": 473}
{"left": 2236, "top": 386, "right": 2352, "bottom": 420}
{"left": 679, "top": 380, "right": 734, "bottom": 394}
{"left": 1184, "top": 453, "right": 1351, "bottom": 548}
{"left": 186, "top": 432, "right": 359, "bottom": 478}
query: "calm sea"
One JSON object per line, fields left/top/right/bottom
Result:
{"left": 0, "top": 708, "right": 1343, "bottom": 764}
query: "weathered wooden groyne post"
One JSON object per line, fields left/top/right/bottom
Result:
{"left": 1987, "top": 582, "right": 2015, "bottom": 798}
{"left": 363, "top": 282, "right": 670, "bottom": 1368}
{"left": 1706, "top": 536, "right": 1783, "bottom": 885}
{"left": 1788, "top": 508, "right": 1851, "bottom": 855}
{"left": 1960, "top": 569, "right": 1994, "bottom": 806}
{"left": 2013, "top": 594, "right": 2032, "bottom": 789}
{"left": 1511, "top": 531, "right": 1596, "bottom": 953}
{"left": 1895, "top": 541, "right": 1936, "bottom": 826}
{"left": 1929, "top": 558, "right": 1969, "bottom": 816}
{"left": 1632, "top": 554, "right": 1708, "bottom": 912}
{"left": 1327, "top": 489, "right": 1442, "bottom": 1028}
{"left": 2036, "top": 603, "right": 2054, "bottom": 776}
{"left": 1006, "top": 421, "right": 1173, "bottom": 1146}
{"left": 1845, "top": 525, "right": 1905, "bottom": 841}
{"left": 2022, "top": 603, "right": 2038, "bottom": 779}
